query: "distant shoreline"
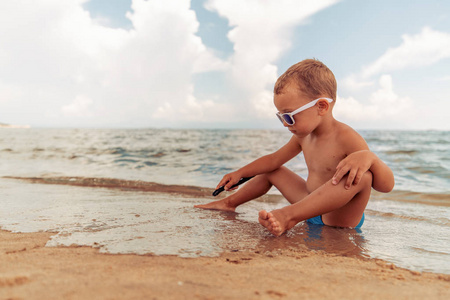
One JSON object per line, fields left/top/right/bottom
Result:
{"left": 0, "top": 123, "right": 30, "bottom": 129}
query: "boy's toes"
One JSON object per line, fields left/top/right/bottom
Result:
{"left": 259, "top": 210, "right": 269, "bottom": 220}
{"left": 258, "top": 210, "right": 273, "bottom": 230}
{"left": 266, "top": 212, "right": 284, "bottom": 236}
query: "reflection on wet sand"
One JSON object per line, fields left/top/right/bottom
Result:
{"left": 205, "top": 210, "right": 367, "bottom": 259}
{"left": 3, "top": 176, "right": 367, "bottom": 259}
{"left": 4, "top": 176, "right": 448, "bottom": 273}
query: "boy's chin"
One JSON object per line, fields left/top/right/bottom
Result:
{"left": 289, "top": 129, "right": 308, "bottom": 137}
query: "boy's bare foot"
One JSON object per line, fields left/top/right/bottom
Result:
{"left": 194, "top": 199, "right": 236, "bottom": 212}
{"left": 258, "top": 209, "right": 296, "bottom": 237}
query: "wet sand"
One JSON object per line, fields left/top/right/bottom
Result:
{"left": 1, "top": 230, "right": 449, "bottom": 300}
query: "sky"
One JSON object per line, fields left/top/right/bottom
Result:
{"left": 0, "top": 0, "right": 449, "bottom": 130}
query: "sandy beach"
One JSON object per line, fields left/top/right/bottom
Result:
{"left": 1, "top": 229, "right": 449, "bottom": 300}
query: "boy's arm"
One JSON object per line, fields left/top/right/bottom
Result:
{"left": 332, "top": 150, "right": 395, "bottom": 193}
{"left": 218, "top": 136, "right": 302, "bottom": 191}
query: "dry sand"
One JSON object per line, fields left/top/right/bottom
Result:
{"left": 1, "top": 230, "right": 449, "bottom": 300}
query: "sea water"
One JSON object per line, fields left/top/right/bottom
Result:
{"left": 0, "top": 129, "right": 448, "bottom": 274}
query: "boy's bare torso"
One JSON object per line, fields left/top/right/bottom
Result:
{"left": 296, "top": 122, "right": 368, "bottom": 193}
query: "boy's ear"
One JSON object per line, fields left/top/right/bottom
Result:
{"left": 317, "top": 99, "right": 331, "bottom": 115}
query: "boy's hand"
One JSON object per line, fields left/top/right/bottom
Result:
{"left": 217, "top": 171, "right": 243, "bottom": 191}
{"left": 332, "top": 150, "right": 375, "bottom": 189}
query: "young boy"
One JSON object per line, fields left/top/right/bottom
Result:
{"left": 195, "top": 59, "right": 394, "bottom": 236}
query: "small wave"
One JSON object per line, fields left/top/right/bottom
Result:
{"left": 3, "top": 176, "right": 213, "bottom": 198}
{"left": 114, "top": 158, "right": 140, "bottom": 164}
{"left": 151, "top": 152, "right": 166, "bottom": 158}
{"left": 385, "top": 150, "right": 418, "bottom": 155}
{"left": 371, "top": 190, "right": 450, "bottom": 207}
{"left": 109, "top": 147, "right": 127, "bottom": 155}
{"left": 410, "top": 247, "right": 450, "bottom": 256}
{"left": 176, "top": 149, "right": 191, "bottom": 153}
{"left": 407, "top": 166, "right": 447, "bottom": 175}
{"left": 364, "top": 209, "right": 450, "bottom": 226}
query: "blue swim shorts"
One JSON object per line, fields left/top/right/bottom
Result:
{"left": 307, "top": 213, "right": 365, "bottom": 228}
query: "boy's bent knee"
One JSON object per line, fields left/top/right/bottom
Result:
{"left": 334, "top": 171, "right": 372, "bottom": 192}
{"left": 355, "top": 171, "right": 373, "bottom": 192}
{"left": 360, "top": 171, "right": 373, "bottom": 186}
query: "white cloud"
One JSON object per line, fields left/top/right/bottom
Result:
{"left": 338, "top": 27, "right": 449, "bottom": 129}
{"left": 205, "top": 0, "right": 339, "bottom": 118}
{"left": 340, "top": 74, "right": 374, "bottom": 91}
{"left": 438, "top": 76, "right": 450, "bottom": 82}
{"left": 334, "top": 96, "right": 375, "bottom": 122}
{"left": 362, "top": 27, "right": 450, "bottom": 78}
{"left": 0, "top": 0, "right": 354, "bottom": 128}
{"left": 368, "top": 75, "right": 412, "bottom": 117}
{"left": 152, "top": 85, "right": 234, "bottom": 123}
{"left": 341, "top": 27, "right": 450, "bottom": 93}
{"left": 62, "top": 95, "right": 93, "bottom": 117}
{"left": 0, "top": 0, "right": 227, "bottom": 127}
{"left": 334, "top": 75, "right": 414, "bottom": 127}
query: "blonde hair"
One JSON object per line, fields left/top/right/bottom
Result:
{"left": 274, "top": 59, "right": 337, "bottom": 101}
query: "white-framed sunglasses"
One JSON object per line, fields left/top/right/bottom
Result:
{"left": 276, "top": 98, "right": 334, "bottom": 125}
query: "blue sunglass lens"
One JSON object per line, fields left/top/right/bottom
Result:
{"left": 282, "top": 115, "right": 294, "bottom": 125}
{"left": 276, "top": 113, "right": 294, "bottom": 125}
